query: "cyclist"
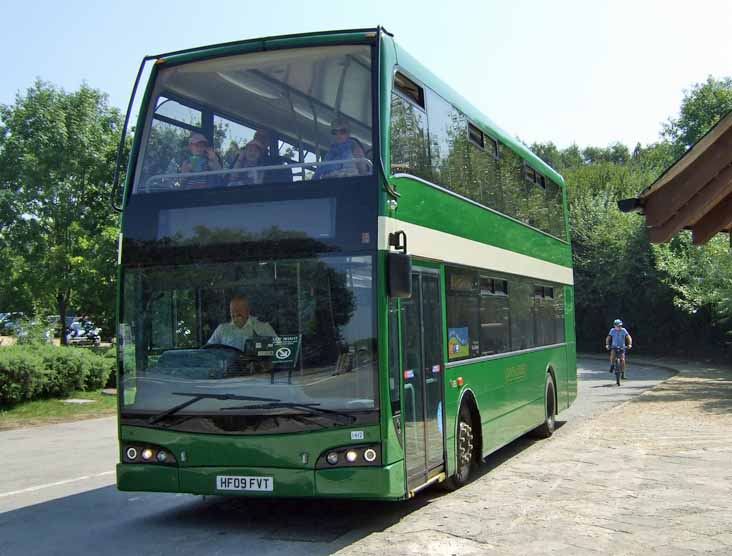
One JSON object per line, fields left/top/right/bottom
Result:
{"left": 606, "top": 319, "right": 632, "bottom": 378}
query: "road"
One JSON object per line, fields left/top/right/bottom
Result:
{"left": 0, "top": 357, "right": 674, "bottom": 556}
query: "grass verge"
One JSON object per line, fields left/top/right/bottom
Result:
{"left": 0, "top": 391, "right": 117, "bottom": 431}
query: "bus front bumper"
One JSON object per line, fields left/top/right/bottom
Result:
{"left": 116, "top": 461, "right": 406, "bottom": 500}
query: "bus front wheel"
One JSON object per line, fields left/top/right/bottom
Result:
{"left": 444, "top": 404, "right": 475, "bottom": 490}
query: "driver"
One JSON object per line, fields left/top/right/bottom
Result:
{"left": 207, "top": 295, "right": 276, "bottom": 351}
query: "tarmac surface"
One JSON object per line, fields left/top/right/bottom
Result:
{"left": 1, "top": 356, "right": 729, "bottom": 555}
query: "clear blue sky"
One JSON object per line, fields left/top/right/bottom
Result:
{"left": 3, "top": 0, "right": 731, "bottom": 148}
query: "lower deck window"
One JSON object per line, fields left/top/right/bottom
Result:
{"left": 446, "top": 266, "right": 565, "bottom": 362}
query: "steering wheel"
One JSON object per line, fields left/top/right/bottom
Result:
{"left": 202, "top": 343, "right": 244, "bottom": 353}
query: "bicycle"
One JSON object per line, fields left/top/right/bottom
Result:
{"left": 609, "top": 346, "right": 627, "bottom": 386}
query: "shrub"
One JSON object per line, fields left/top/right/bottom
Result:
{"left": 0, "top": 347, "right": 46, "bottom": 406}
{"left": 85, "top": 349, "right": 116, "bottom": 390}
{"left": 38, "top": 347, "right": 90, "bottom": 398}
{"left": 0, "top": 345, "right": 117, "bottom": 407}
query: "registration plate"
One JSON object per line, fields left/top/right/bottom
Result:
{"left": 216, "top": 475, "right": 273, "bottom": 492}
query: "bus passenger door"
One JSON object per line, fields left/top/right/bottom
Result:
{"left": 401, "top": 268, "right": 445, "bottom": 490}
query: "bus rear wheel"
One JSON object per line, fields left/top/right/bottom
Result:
{"left": 532, "top": 374, "right": 556, "bottom": 439}
{"left": 444, "top": 405, "right": 475, "bottom": 490}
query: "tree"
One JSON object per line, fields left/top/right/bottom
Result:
{"left": 662, "top": 76, "right": 732, "bottom": 157}
{"left": 0, "top": 81, "right": 123, "bottom": 340}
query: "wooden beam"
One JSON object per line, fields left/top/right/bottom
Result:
{"left": 691, "top": 193, "right": 732, "bottom": 245}
{"left": 646, "top": 164, "right": 732, "bottom": 243}
{"left": 642, "top": 112, "right": 732, "bottom": 200}
{"left": 643, "top": 129, "right": 732, "bottom": 227}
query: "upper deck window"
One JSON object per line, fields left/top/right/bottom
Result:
{"left": 133, "top": 45, "right": 373, "bottom": 194}
{"left": 394, "top": 72, "right": 424, "bottom": 108}
{"left": 468, "top": 122, "right": 484, "bottom": 149}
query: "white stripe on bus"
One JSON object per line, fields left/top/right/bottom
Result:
{"left": 377, "top": 216, "right": 574, "bottom": 286}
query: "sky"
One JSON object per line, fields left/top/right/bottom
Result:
{"left": 3, "top": 0, "right": 732, "bottom": 149}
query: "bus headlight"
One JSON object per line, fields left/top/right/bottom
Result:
{"left": 316, "top": 445, "right": 381, "bottom": 468}
{"left": 123, "top": 444, "right": 177, "bottom": 466}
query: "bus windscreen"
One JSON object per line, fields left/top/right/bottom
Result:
{"left": 133, "top": 45, "right": 373, "bottom": 194}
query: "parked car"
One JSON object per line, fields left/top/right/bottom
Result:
{"left": 15, "top": 318, "right": 54, "bottom": 344}
{"left": 0, "top": 312, "right": 26, "bottom": 335}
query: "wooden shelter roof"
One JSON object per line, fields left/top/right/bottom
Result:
{"left": 629, "top": 111, "right": 732, "bottom": 245}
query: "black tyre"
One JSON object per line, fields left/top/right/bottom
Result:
{"left": 443, "top": 404, "right": 475, "bottom": 490}
{"left": 532, "top": 374, "right": 556, "bottom": 438}
{"left": 615, "top": 366, "right": 621, "bottom": 386}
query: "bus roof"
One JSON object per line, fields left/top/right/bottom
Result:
{"left": 156, "top": 28, "right": 380, "bottom": 66}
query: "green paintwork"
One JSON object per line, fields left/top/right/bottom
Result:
{"left": 117, "top": 422, "right": 407, "bottom": 498}
{"left": 119, "top": 424, "right": 382, "bottom": 468}
{"left": 117, "top": 463, "right": 179, "bottom": 492}
{"left": 446, "top": 344, "right": 571, "bottom": 455}
{"left": 116, "top": 28, "right": 576, "bottom": 501}
{"left": 118, "top": 461, "right": 404, "bottom": 500}
{"left": 392, "top": 176, "right": 572, "bottom": 267}
{"left": 314, "top": 462, "right": 404, "bottom": 499}
{"left": 564, "top": 286, "right": 578, "bottom": 405}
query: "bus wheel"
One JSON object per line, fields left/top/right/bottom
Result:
{"left": 532, "top": 374, "right": 556, "bottom": 438}
{"left": 444, "top": 405, "right": 475, "bottom": 490}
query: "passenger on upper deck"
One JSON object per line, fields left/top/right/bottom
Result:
{"left": 170, "top": 132, "right": 222, "bottom": 189}
{"left": 229, "top": 129, "right": 293, "bottom": 186}
{"left": 313, "top": 118, "right": 368, "bottom": 180}
{"left": 229, "top": 138, "right": 267, "bottom": 186}
{"left": 253, "top": 129, "right": 294, "bottom": 184}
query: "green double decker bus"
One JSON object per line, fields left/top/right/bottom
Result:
{"left": 115, "top": 27, "right": 576, "bottom": 500}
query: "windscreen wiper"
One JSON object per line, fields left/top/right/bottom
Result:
{"left": 220, "top": 401, "right": 357, "bottom": 423}
{"left": 147, "top": 392, "right": 281, "bottom": 425}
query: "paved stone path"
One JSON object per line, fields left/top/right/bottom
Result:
{"left": 1, "top": 357, "right": 728, "bottom": 555}
{"left": 336, "top": 357, "right": 732, "bottom": 555}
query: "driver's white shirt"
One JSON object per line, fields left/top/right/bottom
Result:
{"left": 207, "top": 317, "right": 277, "bottom": 351}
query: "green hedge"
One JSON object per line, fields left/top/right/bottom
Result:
{"left": 0, "top": 345, "right": 115, "bottom": 407}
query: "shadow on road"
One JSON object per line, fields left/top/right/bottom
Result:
{"left": 0, "top": 484, "right": 430, "bottom": 556}
{"left": 0, "top": 432, "right": 551, "bottom": 556}
{"left": 632, "top": 367, "right": 732, "bottom": 415}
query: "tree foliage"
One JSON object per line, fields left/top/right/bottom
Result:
{"left": 0, "top": 81, "right": 123, "bottom": 338}
{"left": 529, "top": 74, "right": 732, "bottom": 356}
{"left": 662, "top": 76, "right": 732, "bottom": 157}
{"left": 2, "top": 73, "right": 732, "bottom": 359}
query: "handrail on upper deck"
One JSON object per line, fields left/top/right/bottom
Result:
{"left": 138, "top": 158, "right": 374, "bottom": 192}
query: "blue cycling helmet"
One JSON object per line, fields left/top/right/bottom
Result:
{"left": 613, "top": 319, "right": 623, "bottom": 326}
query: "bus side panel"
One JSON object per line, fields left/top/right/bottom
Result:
{"left": 565, "top": 286, "right": 578, "bottom": 409}
{"left": 377, "top": 250, "right": 406, "bottom": 472}
{"left": 438, "top": 265, "right": 457, "bottom": 479}
{"left": 450, "top": 346, "right": 567, "bottom": 455}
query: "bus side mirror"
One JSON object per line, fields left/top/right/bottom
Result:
{"left": 388, "top": 252, "right": 412, "bottom": 299}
